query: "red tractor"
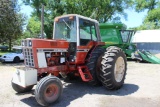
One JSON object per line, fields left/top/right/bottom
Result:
{"left": 12, "top": 14, "right": 127, "bottom": 106}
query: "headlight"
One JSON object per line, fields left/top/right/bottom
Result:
{"left": 6, "top": 56, "right": 11, "bottom": 58}
{"left": 29, "top": 40, "right": 32, "bottom": 46}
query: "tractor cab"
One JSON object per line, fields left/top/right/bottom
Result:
{"left": 53, "top": 14, "right": 104, "bottom": 63}
{"left": 53, "top": 14, "right": 101, "bottom": 44}
{"left": 120, "top": 30, "right": 135, "bottom": 44}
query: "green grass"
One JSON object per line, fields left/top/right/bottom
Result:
{"left": 0, "top": 51, "right": 10, "bottom": 56}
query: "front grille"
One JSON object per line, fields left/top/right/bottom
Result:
{"left": 23, "top": 48, "right": 34, "bottom": 67}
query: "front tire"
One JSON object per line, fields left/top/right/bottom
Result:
{"left": 13, "top": 57, "right": 20, "bottom": 63}
{"left": 100, "top": 46, "right": 127, "bottom": 90}
{"left": 12, "top": 82, "right": 33, "bottom": 93}
{"left": 35, "top": 76, "right": 63, "bottom": 106}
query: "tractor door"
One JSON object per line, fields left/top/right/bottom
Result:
{"left": 79, "top": 18, "right": 97, "bottom": 45}
{"left": 75, "top": 18, "right": 98, "bottom": 64}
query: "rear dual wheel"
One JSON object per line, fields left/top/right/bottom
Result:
{"left": 99, "top": 46, "right": 127, "bottom": 90}
{"left": 87, "top": 47, "right": 105, "bottom": 86}
{"left": 86, "top": 46, "right": 127, "bottom": 90}
{"left": 35, "top": 76, "right": 63, "bottom": 106}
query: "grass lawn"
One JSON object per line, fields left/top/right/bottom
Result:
{"left": 0, "top": 51, "right": 10, "bottom": 56}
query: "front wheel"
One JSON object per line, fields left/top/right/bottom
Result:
{"left": 35, "top": 76, "right": 63, "bottom": 106}
{"left": 99, "top": 46, "right": 127, "bottom": 90}
{"left": 12, "top": 82, "right": 34, "bottom": 93}
{"left": 13, "top": 57, "right": 20, "bottom": 63}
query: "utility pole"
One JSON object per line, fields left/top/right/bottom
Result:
{"left": 41, "top": 4, "right": 44, "bottom": 39}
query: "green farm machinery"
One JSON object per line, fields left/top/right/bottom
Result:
{"left": 99, "top": 23, "right": 160, "bottom": 64}
{"left": 99, "top": 23, "right": 136, "bottom": 57}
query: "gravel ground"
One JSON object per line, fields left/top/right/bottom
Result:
{"left": 0, "top": 61, "right": 160, "bottom": 107}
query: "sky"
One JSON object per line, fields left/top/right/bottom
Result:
{"left": 121, "top": 9, "right": 147, "bottom": 28}
{"left": 20, "top": 3, "right": 147, "bottom": 28}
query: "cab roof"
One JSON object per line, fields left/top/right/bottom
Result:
{"left": 54, "top": 14, "right": 99, "bottom": 24}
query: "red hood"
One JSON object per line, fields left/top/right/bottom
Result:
{"left": 24, "top": 38, "right": 69, "bottom": 49}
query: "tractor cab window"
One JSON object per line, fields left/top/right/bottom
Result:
{"left": 120, "top": 30, "right": 135, "bottom": 43}
{"left": 54, "top": 17, "right": 77, "bottom": 42}
{"left": 79, "top": 18, "right": 97, "bottom": 45}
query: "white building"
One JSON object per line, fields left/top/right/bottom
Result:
{"left": 132, "top": 30, "right": 160, "bottom": 58}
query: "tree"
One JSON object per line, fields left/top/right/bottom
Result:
{"left": 23, "top": 0, "right": 133, "bottom": 38}
{"left": 22, "top": 0, "right": 66, "bottom": 39}
{"left": 134, "top": 0, "right": 160, "bottom": 29}
{"left": 144, "top": 9, "right": 160, "bottom": 23}
{"left": 135, "top": 0, "right": 159, "bottom": 12}
{"left": 0, "top": 0, "right": 25, "bottom": 51}
{"left": 64, "top": 0, "right": 132, "bottom": 23}
{"left": 26, "top": 16, "right": 41, "bottom": 38}
{"left": 133, "top": 22, "right": 157, "bottom": 30}
{"left": 21, "top": 16, "right": 42, "bottom": 42}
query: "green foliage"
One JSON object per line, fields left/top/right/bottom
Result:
{"left": 23, "top": 0, "right": 133, "bottom": 39}
{"left": 21, "top": 16, "right": 41, "bottom": 40}
{"left": 135, "top": 21, "right": 158, "bottom": 30}
{"left": 23, "top": 31, "right": 32, "bottom": 38}
{"left": 64, "top": 0, "right": 132, "bottom": 22}
{"left": 144, "top": 8, "right": 160, "bottom": 22}
{"left": 0, "top": 0, "right": 25, "bottom": 51}
{"left": 134, "top": 0, "right": 160, "bottom": 30}
{"left": 0, "top": 51, "right": 10, "bottom": 55}
{"left": 27, "top": 16, "right": 41, "bottom": 37}
{"left": 135, "top": 0, "right": 159, "bottom": 12}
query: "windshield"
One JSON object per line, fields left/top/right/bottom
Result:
{"left": 120, "top": 30, "right": 135, "bottom": 43}
{"left": 13, "top": 49, "right": 22, "bottom": 54}
{"left": 54, "top": 17, "right": 77, "bottom": 42}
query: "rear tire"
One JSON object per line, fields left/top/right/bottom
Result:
{"left": 12, "top": 82, "right": 33, "bottom": 93}
{"left": 99, "top": 46, "right": 127, "bottom": 90}
{"left": 87, "top": 46, "right": 105, "bottom": 86}
{"left": 35, "top": 76, "right": 63, "bottom": 106}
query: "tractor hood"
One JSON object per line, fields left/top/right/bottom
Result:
{"left": 22, "top": 39, "right": 69, "bottom": 49}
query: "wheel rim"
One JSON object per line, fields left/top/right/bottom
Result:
{"left": 114, "top": 57, "right": 125, "bottom": 82}
{"left": 45, "top": 84, "right": 59, "bottom": 102}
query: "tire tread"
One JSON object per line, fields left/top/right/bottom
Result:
{"left": 99, "top": 46, "right": 127, "bottom": 90}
